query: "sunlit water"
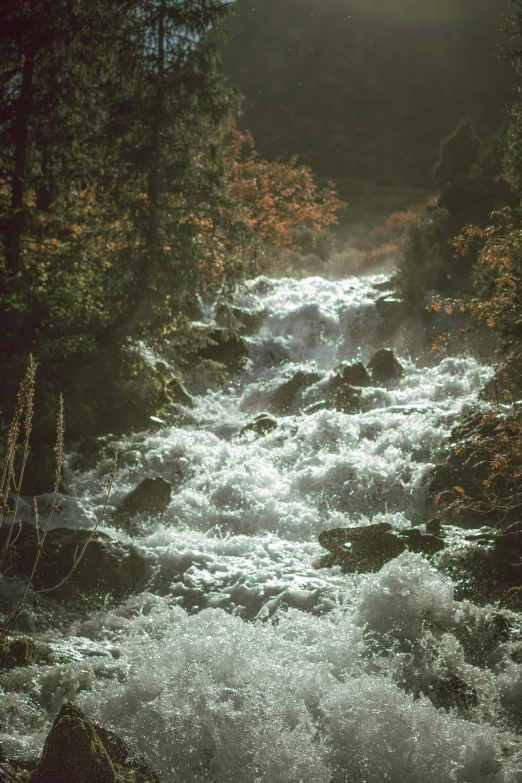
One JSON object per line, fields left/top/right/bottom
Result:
{"left": 3, "top": 274, "right": 522, "bottom": 783}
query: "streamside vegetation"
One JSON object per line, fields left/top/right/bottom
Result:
{"left": 0, "top": 0, "right": 343, "bottom": 487}
{"left": 395, "top": 0, "right": 522, "bottom": 528}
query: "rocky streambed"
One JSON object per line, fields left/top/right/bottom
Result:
{"left": 2, "top": 274, "right": 522, "bottom": 783}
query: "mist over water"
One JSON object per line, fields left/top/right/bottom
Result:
{"left": 4, "top": 274, "right": 522, "bottom": 783}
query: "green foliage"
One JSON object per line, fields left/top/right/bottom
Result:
{"left": 0, "top": 0, "right": 259, "bottom": 445}
{"left": 432, "top": 118, "right": 484, "bottom": 189}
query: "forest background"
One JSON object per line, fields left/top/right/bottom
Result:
{"left": 1, "top": 0, "right": 521, "bottom": 507}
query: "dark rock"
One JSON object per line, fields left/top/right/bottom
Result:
{"left": 334, "top": 362, "right": 371, "bottom": 387}
{"left": 0, "top": 524, "right": 146, "bottom": 609}
{"left": 373, "top": 279, "right": 396, "bottom": 292}
{"left": 166, "top": 379, "right": 194, "bottom": 408}
{"left": 112, "top": 477, "right": 172, "bottom": 528}
{"left": 0, "top": 637, "right": 35, "bottom": 669}
{"left": 26, "top": 703, "right": 159, "bottom": 783}
{"left": 398, "top": 528, "right": 445, "bottom": 556}
{"left": 197, "top": 328, "right": 248, "bottom": 368}
{"left": 318, "top": 523, "right": 444, "bottom": 573}
{"left": 22, "top": 444, "right": 68, "bottom": 496}
{"left": 425, "top": 518, "right": 443, "bottom": 536}
{"left": 72, "top": 436, "right": 113, "bottom": 472}
{"left": 318, "top": 523, "right": 406, "bottom": 573}
{"left": 367, "top": 349, "right": 403, "bottom": 384}
{"left": 240, "top": 414, "right": 278, "bottom": 438}
{"left": 269, "top": 371, "right": 322, "bottom": 414}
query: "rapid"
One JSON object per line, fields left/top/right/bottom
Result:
{"left": 3, "top": 273, "right": 522, "bottom": 783}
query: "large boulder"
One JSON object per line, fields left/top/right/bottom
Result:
{"left": 268, "top": 371, "right": 322, "bottom": 414}
{"left": 318, "top": 522, "right": 444, "bottom": 573}
{"left": 367, "top": 349, "right": 404, "bottom": 384}
{"left": 111, "top": 477, "right": 172, "bottom": 529}
{"left": 0, "top": 524, "right": 146, "bottom": 608}
{"left": 26, "top": 703, "right": 159, "bottom": 783}
{"left": 0, "top": 637, "right": 36, "bottom": 669}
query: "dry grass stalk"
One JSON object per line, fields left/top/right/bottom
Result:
{"left": 0, "top": 360, "right": 118, "bottom": 644}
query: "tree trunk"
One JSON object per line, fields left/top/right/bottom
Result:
{"left": 122, "top": 0, "right": 166, "bottom": 337}
{"left": 5, "top": 55, "right": 34, "bottom": 275}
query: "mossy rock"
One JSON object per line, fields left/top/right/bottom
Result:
{"left": 27, "top": 703, "right": 159, "bottom": 783}
{"left": 0, "top": 637, "right": 36, "bottom": 669}
{"left": 0, "top": 524, "right": 146, "bottom": 609}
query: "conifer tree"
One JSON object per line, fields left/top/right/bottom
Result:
{"left": 432, "top": 117, "right": 484, "bottom": 189}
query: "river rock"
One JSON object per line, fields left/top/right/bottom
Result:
{"left": 197, "top": 328, "right": 248, "bottom": 368}
{"left": 269, "top": 370, "right": 322, "bottom": 414}
{"left": 166, "top": 378, "right": 194, "bottom": 407}
{"left": 334, "top": 361, "right": 371, "bottom": 387}
{"left": 0, "top": 524, "right": 146, "bottom": 608}
{"left": 318, "top": 523, "right": 444, "bottom": 573}
{"left": 26, "top": 703, "right": 159, "bottom": 783}
{"left": 0, "top": 637, "right": 36, "bottom": 669}
{"left": 240, "top": 413, "right": 278, "bottom": 438}
{"left": 367, "top": 349, "right": 403, "bottom": 384}
{"left": 112, "top": 477, "right": 172, "bottom": 528}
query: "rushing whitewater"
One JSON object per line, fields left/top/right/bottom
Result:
{"left": 3, "top": 274, "right": 522, "bottom": 783}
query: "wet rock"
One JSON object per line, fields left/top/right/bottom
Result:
{"left": 240, "top": 414, "right": 278, "bottom": 438}
{"left": 372, "top": 279, "right": 396, "bottom": 292}
{"left": 71, "top": 436, "right": 114, "bottom": 472}
{"left": 367, "top": 349, "right": 403, "bottom": 384}
{"left": 334, "top": 362, "right": 371, "bottom": 387}
{"left": 269, "top": 371, "right": 322, "bottom": 414}
{"left": 398, "top": 528, "right": 445, "bottom": 556}
{"left": 318, "top": 523, "right": 444, "bottom": 573}
{"left": 0, "top": 524, "right": 146, "bottom": 609}
{"left": 197, "top": 328, "right": 248, "bottom": 368}
{"left": 26, "top": 703, "right": 159, "bottom": 783}
{"left": 166, "top": 378, "right": 194, "bottom": 408}
{"left": 425, "top": 518, "right": 443, "bottom": 536}
{"left": 112, "top": 477, "right": 172, "bottom": 528}
{"left": 318, "top": 523, "right": 406, "bottom": 573}
{"left": 0, "top": 637, "right": 36, "bottom": 669}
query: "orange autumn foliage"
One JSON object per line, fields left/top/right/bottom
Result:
{"left": 225, "top": 129, "right": 346, "bottom": 249}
